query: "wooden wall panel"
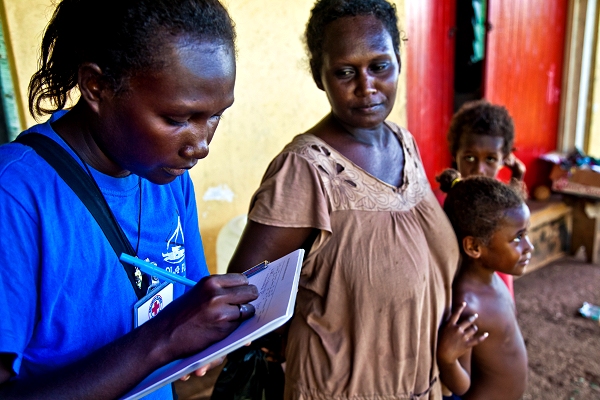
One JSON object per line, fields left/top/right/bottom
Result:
{"left": 405, "top": 1, "right": 456, "bottom": 185}
{"left": 485, "top": 0, "right": 569, "bottom": 191}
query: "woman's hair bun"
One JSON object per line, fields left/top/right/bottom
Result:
{"left": 436, "top": 168, "right": 462, "bottom": 193}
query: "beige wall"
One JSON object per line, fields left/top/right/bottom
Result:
{"left": 1, "top": 0, "right": 407, "bottom": 273}
{"left": 588, "top": 15, "right": 600, "bottom": 157}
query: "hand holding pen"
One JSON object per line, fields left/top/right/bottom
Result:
{"left": 120, "top": 254, "right": 269, "bottom": 287}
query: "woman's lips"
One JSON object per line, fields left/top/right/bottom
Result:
{"left": 354, "top": 103, "right": 382, "bottom": 114}
{"left": 163, "top": 167, "right": 187, "bottom": 177}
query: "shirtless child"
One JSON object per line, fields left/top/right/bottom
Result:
{"left": 436, "top": 169, "right": 532, "bottom": 400}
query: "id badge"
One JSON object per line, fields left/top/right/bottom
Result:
{"left": 134, "top": 282, "right": 174, "bottom": 327}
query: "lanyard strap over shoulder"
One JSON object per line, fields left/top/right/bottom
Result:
{"left": 14, "top": 133, "right": 149, "bottom": 300}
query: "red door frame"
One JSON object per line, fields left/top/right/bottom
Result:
{"left": 484, "top": 0, "right": 568, "bottom": 192}
{"left": 405, "top": 1, "right": 456, "bottom": 186}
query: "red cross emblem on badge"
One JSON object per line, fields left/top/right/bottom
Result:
{"left": 148, "top": 294, "right": 164, "bottom": 319}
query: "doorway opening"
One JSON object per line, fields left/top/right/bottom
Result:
{"left": 454, "top": 0, "right": 488, "bottom": 112}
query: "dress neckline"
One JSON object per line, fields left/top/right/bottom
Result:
{"left": 302, "top": 122, "right": 409, "bottom": 192}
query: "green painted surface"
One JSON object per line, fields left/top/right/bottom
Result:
{"left": 0, "top": 17, "right": 20, "bottom": 141}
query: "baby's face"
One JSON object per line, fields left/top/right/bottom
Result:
{"left": 454, "top": 134, "right": 505, "bottom": 178}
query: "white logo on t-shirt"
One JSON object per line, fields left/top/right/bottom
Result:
{"left": 162, "top": 216, "right": 185, "bottom": 265}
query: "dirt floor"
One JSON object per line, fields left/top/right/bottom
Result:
{"left": 175, "top": 256, "right": 600, "bottom": 400}
{"left": 515, "top": 257, "right": 600, "bottom": 400}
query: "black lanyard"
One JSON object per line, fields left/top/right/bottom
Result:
{"left": 14, "top": 133, "right": 149, "bottom": 300}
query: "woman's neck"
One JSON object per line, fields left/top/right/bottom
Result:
{"left": 328, "top": 113, "right": 389, "bottom": 147}
{"left": 51, "top": 103, "right": 130, "bottom": 177}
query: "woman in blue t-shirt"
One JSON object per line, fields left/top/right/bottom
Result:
{"left": 0, "top": 0, "right": 258, "bottom": 398}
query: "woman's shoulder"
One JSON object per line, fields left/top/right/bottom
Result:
{"left": 269, "top": 133, "right": 337, "bottom": 170}
{"left": 280, "top": 132, "right": 328, "bottom": 155}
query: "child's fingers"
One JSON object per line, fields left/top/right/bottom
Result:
{"left": 449, "top": 302, "right": 467, "bottom": 324}
{"left": 463, "top": 323, "right": 479, "bottom": 340}
{"left": 468, "top": 331, "right": 489, "bottom": 346}
{"left": 457, "top": 312, "right": 479, "bottom": 332}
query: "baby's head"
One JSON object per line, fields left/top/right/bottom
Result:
{"left": 437, "top": 168, "right": 533, "bottom": 275}
{"left": 447, "top": 100, "right": 515, "bottom": 179}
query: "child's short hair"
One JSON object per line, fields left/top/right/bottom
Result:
{"left": 437, "top": 168, "right": 526, "bottom": 246}
{"left": 447, "top": 100, "right": 515, "bottom": 157}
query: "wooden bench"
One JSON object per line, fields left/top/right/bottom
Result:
{"left": 524, "top": 197, "right": 573, "bottom": 274}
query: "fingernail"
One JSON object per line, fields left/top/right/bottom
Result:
{"left": 483, "top": 332, "right": 489, "bottom": 337}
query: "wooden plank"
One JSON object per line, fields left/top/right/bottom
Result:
{"left": 521, "top": 198, "right": 573, "bottom": 275}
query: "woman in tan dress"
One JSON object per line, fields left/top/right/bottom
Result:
{"left": 227, "top": 0, "right": 458, "bottom": 398}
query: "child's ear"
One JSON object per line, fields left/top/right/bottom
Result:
{"left": 463, "top": 236, "right": 482, "bottom": 258}
{"left": 77, "top": 62, "right": 107, "bottom": 114}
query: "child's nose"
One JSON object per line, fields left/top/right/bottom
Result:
{"left": 524, "top": 234, "right": 534, "bottom": 253}
{"left": 477, "top": 162, "right": 487, "bottom": 175}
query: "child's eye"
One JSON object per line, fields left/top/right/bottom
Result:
{"left": 464, "top": 156, "right": 476, "bottom": 163}
{"left": 513, "top": 232, "right": 526, "bottom": 242}
{"left": 486, "top": 157, "right": 498, "bottom": 163}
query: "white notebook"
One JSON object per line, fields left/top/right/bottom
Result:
{"left": 121, "top": 249, "right": 304, "bottom": 400}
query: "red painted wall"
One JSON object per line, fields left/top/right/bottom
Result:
{"left": 485, "top": 0, "right": 568, "bottom": 191}
{"left": 405, "top": 1, "right": 456, "bottom": 186}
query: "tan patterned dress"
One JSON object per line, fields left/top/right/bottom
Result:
{"left": 248, "top": 122, "right": 459, "bottom": 400}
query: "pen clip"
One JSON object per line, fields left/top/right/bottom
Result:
{"left": 242, "top": 260, "right": 269, "bottom": 278}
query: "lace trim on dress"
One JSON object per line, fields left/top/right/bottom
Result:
{"left": 283, "top": 126, "right": 429, "bottom": 213}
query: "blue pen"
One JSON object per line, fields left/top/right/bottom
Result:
{"left": 242, "top": 261, "right": 269, "bottom": 278}
{"left": 120, "top": 253, "right": 197, "bottom": 287}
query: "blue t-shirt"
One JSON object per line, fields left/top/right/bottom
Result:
{"left": 0, "top": 111, "right": 209, "bottom": 399}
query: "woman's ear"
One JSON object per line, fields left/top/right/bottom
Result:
{"left": 77, "top": 63, "right": 106, "bottom": 114}
{"left": 463, "top": 236, "right": 482, "bottom": 259}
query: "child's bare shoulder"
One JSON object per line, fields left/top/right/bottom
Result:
{"left": 453, "top": 274, "right": 515, "bottom": 331}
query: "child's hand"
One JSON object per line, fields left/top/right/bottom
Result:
{"left": 504, "top": 153, "right": 526, "bottom": 181}
{"left": 437, "top": 302, "right": 488, "bottom": 366}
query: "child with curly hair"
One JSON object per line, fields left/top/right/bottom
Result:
{"left": 446, "top": 99, "right": 525, "bottom": 299}
{"left": 436, "top": 168, "right": 532, "bottom": 400}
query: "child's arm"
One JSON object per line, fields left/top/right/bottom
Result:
{"left": 504, "top": 153, "right": 526, "bottom": 181}
{"left": 437, "top": 302, "right": 488, "bottom": 396}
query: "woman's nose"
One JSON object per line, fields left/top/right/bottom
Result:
{"left": 356, "top": 72, "right": 376, "bottom": 96}
{"left": 180, "top": 124, "right": 210, "bottom": 160}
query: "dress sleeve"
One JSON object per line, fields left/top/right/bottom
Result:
{"left": 248, "top": 151, "right": 331, "bottom": 233}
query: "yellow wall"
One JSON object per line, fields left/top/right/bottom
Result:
{"left": 588, "top": 17, "right": 600, "bottom": 157}
{"left": 1, "top": 0, "right": 407, "bottom": 273}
